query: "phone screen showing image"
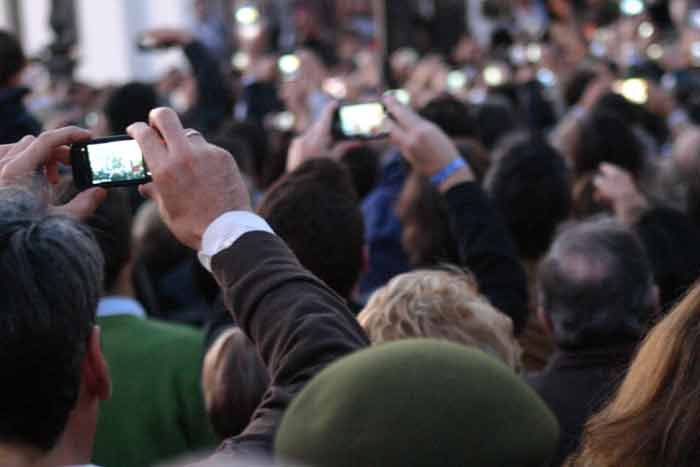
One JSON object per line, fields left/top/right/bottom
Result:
{"left": 72, "top": 136, "right": 151, "bottom": 189}
{"left": 87, "top": 139, "right": 147, "bottom": 185}
{"left": 335, "top": 102, "right": 388, "bottom": 140}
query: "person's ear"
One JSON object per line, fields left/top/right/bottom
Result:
{"left": 538, "top": 306, "right": 553, "bottom": 337}
{"left": 83, "top": 326, "right": 112, "bottom": 401}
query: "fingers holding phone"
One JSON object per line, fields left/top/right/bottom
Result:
{"left": 383, "top": 96, "right": 472, "bottom": 183}
{"left": 127, "top": 108, "right": 250, "bottom": 250}
{"left": 0, "top": 128, "right": 107, "bottom": 219}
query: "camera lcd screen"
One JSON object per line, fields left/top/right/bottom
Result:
{"left": 87, "top": 139, "right": 148, "bottom": 185}
{"left": 338, "top": 103, "right": 387, "bottom": 138}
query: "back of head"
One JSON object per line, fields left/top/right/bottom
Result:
{"left": 0, "top": 30, "right": 24, "bottom": 87}
{"left": 573, "top": 111, "right": 644, "bottom": 178}
{"left": 538, "top": 217, "right": 655, "bottom": 349}
{"left": 572, "top": 283, "right": 700, "bottom": 467}
{"left": 85, "top": 188, "right": 133, "bottom": 293}
{"left": 219, "top": 121, "right": 271, "bottom": 188}
{"left": 397, "top": 173, "right": 457, "bottom": 267}
{"left": 0, "top": 188, "right": 103, "bottom": 452}
{"left": 485, "top": 133, "right": 572, "bottom": 260}
{"left": 358, "top": 268, "right": 521, "bottom": 370}
{"left": 635, "top": 207, "right": 700, "bottom": 314}
{"left": 339, "top": 145, "right": 379, "bottom": 200}
{"left": 419, "top": 95, "right": 477, "bottom": 139}
{"left": 275, "top": 339, "right": 558, "bottom": 467}
{"left": 475, "top": 100, "right": 519, "bottom": 149}
{"left": 202, "top": 327, "right": 269, "bottom": 440}
{"left": 132, "top": 200, "right": 190, "bottom": 277}
{"left": 104, "top": 82, "right": 159, "bottom": 134}
{"left": 258, "top": 159, "right": 364, "bottom": 300}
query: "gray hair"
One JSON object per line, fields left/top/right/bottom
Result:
{"left": 0, "top": 186, "right": 104, "bottom": 451}
{"left": 538, "top": 216, "right": 656, "bottom": 349}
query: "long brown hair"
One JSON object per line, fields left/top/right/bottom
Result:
{"left": 569, "top": 282, "right": 700, "bottom": 467}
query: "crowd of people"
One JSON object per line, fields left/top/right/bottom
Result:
{"left": 5, "top": 0, "right": 700, "bottom": 466}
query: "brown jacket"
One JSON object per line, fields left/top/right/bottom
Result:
{"left": 211, "top": 231, "right": 370, "bottom": 458}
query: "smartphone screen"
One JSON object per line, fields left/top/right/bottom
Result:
{"left": 333, "top": 102, "right": 388, "bottom": 140}
{"left": 72, "top": 136, "right": 151, "bottom": 189}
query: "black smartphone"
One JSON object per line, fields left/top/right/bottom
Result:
{"left": 332, "top": 102, "right": 389, "bottom": 141}
{"left": 71, "top": 136, "right": 151, "bottom": 189}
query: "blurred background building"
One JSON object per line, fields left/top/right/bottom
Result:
{"left": 0, "top": 0, "right": 197, "bottom": 84}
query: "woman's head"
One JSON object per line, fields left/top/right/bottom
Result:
{"left": 571, "top": 282, "right": 700, "bottom": 467}
{"left": 358, "top": 268, "right": 521, "bottom": 370}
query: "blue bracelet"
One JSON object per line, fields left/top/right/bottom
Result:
{"left": 430, "top": 159, "right": 467, "bottom": 187}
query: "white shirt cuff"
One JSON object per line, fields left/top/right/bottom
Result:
{"left": 197, "top": 211, "right": 274, "bottom": 272}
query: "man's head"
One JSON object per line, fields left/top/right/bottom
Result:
{"left": 0, "top": 188, "right": 110, "bottom": 459}
{"left": 538, "top": 217, "right": 657, "bottom": 350}
{"left": 202, "top": 327, "right": 270, "bottom": 440}
{"left": 84, "top": 188, "right": 133, "bottom": 293}
{"left": 419, "top": 95, "right": 477, "bottom": 140}
{"left": 359, "top": 268, "right": 521, "bottom": 370}
{"left": 0, "top": 30, "right": 25, "bottom": 88}
{"left": 485, "top": 133, "right": 572, "bottom": 261}
{"left": 258, "top": 159, "right": 365, "bottom": 301}
{"left": 104, "top": 82, "right": 159, "bottom": 134}
{"left": 573, "top": 110, "right": 644, "bottom": 178}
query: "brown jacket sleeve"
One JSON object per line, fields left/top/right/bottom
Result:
{"left": 210, "top": 231, "right": 370, "bottom": 457}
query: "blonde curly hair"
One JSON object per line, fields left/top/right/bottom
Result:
{"left": 358, "top": 268, "right": 522, "bottom": 370}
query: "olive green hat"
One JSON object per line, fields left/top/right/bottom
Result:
{"left": 275, "top": 339, "right": 558, "bottom": 467}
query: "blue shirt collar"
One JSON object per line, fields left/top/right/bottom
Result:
{"left": 97, "top": 296, "right": 146, "bottom": 319}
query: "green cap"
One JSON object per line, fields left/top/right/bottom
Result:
{"left": 275, "top": 339, "right": 558, "bottom": 467}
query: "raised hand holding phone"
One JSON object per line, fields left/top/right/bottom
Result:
{"left": 0, "top": 127, "right": 106, "bottom": 219}
{"left": 128, "top": 108, "right": 249, "bottom": 251}
{"left": 383, "top": 96, "right": 474, "bottom": 192}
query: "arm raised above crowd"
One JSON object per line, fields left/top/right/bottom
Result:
{"left": 129, "top": 108, "right": 369, "bottom": 455}
{"left": 384, "top": 98, "right": 529, "bottom": 334}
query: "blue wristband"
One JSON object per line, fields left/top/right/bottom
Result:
{"left": 430, "top": 158, "right": 467, "bottom": 187}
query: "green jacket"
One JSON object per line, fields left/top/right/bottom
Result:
{"left": 92, "top": 314, "right": 216, "bottom": 467}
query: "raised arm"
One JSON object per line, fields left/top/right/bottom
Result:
{"left": 128, "top": 108, "right": 369, "bottom": 456}
{"left": 384, "top": 98, "right": 529, "bottom": 334}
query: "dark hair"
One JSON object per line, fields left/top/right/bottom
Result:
{"left": 104, "top": 82, "right": 159, "bottom": 134}
{"left": 635, "top": 208, "right": 700, "bottom": 315}
{"left": 0, "top": 188, "right": 103, "bottom": 451}
{"left": 208, "top": 133, "right": 255, "bottom": 177}
{"left": 573, "top": 111, "right": 645, "bottom": 178}
{"left": 594, "top": 93, "right": 669, "bottom": 148}
{"left": 85, "top": 188, "right": 133, "bottom": 292}
{"left": 485, "top": 133, "right": 571, "bottom": 260}
{"left": 258, "top": 159, "right": 364, "bottom": 300}
{"left": 218, "top": 121, "right": 273, "bottom": 189}
{"left": 0, "top": 30, "right": 25, "bottom": 87}
{"left": 564, "top": 69, "right": 597, "bottom": 109}
{"left": 474, "top": 100, "right": 519, "bottom": 149}
{"left": 132, "top": 200, "right": 189, "bottom": 278}
{"left": 397, "top": 173, "right": 457, "bottom": 267}
{"left": 538, "top": 217, "right": 655, "bottom": 349}
{"left": 340, "top": 145, "right": 379, "bottom": 200}
{"left": 203, "top": 327, "right": 269, "bottom": 440}
{"left": 419, "top": 95, "right": 477, "bottom": 139}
